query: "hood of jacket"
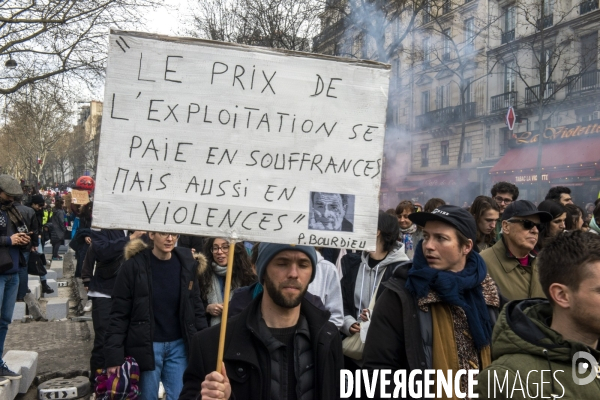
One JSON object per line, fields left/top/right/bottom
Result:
{"left": 493, "top": 299, "right": 600, "bottom": 363}
{"left": 359, "top": 241, "right": 410, "bottom": 269}
{"left": 124, "top": 238, "right": 148, "bottom": 260}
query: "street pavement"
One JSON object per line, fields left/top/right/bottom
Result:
{"left": 3, "top": 246, "right": 93, "bottom": 399}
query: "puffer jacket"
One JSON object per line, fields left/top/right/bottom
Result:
{"left": 179, "top": 293, "right": 343, "bottom": 400}
{"left": 475, "top": 299, "right": 600, "bottom": 399}
{"left": 103, "top": 239, "right": 208, "bottom": 371}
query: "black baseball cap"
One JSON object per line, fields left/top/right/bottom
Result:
{"left": 501, "top": 200, "right": 552, "bottom": 223}
{"left": 409, "top": 205, "right": 478, "bottom": 247}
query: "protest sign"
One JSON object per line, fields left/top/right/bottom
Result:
{"left": 71, "top": 190, "right": 90, "bottom": 205}
{"left": 93, "top": 30, "right": 390, "bottom": 250}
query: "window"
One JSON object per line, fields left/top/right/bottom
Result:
{"left": 540, "top": 48, "right": 553, "bottom": 83}
{"left": 486, "top": 128, "right": 496, "bottom": 158}
{"left": 423, "top": 38, "right": 431, "bottom": 66}
{"left": 421, "top": 91, "right": 430, "bottom": 114}
{"left": 443, "top": 28, "right": 452, "bottom": 60}
{"left": 423, "top": 1, "right": 431, "bottom": 23}
{"left": 393, "top": 58, "right": 401, "bottom": 89}
{"left": 463, "top": 138, "right": 472, "bottom": 163}
{"left": 543, "top": 0, "right": 554, "bottom": 17}
{"left": 441, "top": 141, "right": 450, "bottom": 165}
{"left": 465, "top": 18, "right": 475, "bottom": 50}
{"left": 421, "top": 144, "right": 429, "bottom": 167}
{"left": 443, "top": 0, "right": 452, "bottom": 14}
{"left": 502, "top": 6, "right": 516, "bottom": 44}
{"left": 464, "top": 77, "right": 473, "bottom": 104}
{"left": 581, "top": 33, "right": 599, "bottom": 72}
{"left": 436, "top": 85, "right": 451, "bottom": 109}
{"left": 504, "top": 60, "right": 516, "bottom": 93}
{"left": 500, "top": 127, "right": 510, "bottom": 155}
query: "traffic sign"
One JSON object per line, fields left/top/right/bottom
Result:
{"left": 506, "top": 107, "right": 516, "bottom": 130}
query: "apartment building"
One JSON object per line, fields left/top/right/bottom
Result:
{"left": 314, "top": 0, "right": 600, "bottom": 207}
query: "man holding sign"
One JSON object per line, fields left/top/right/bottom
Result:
{"left": 179, "top": 243, "right": 343, "bottom": 400}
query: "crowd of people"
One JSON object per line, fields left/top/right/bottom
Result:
{"left": 0, "top": 172, "right": 599, "bottom": 399}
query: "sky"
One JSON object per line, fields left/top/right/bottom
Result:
{"left": 141, "top": 0, "right": 194, "bottom": 36}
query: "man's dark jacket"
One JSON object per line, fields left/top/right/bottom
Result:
{"left": 179, "top": 293, "right": 343, "bottom": 400}
{"left": 104, "top": 239, "right": 208, "bottom": 371}
{"left": 362, "top": 263, "right": 500, "bottom": 381}
{"left": 15, "top": 204, "right": 39, "bottom": 251}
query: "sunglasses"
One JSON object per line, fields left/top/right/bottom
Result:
{"left": 507, "top": 219, "right": 541, "bottom": 231}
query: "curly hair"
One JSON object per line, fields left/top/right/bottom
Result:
{"left": 199, "top": 238, "right": 257, "bottom": 303}
{"left": 491, "top": 182, "right": 519, "bottom": 200}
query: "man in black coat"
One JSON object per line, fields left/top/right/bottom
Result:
{"left": 179, "top": 243, "right": 343, "bottom": 400}
{"left": 105, "top": 232, "right": 207, "bottom": 400}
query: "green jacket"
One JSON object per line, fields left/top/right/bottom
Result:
{"left": 480, "top": 238, "right": 545, "bottom": 301}
{"left": 475, "top": 300, "right": 600, "bottom": 399}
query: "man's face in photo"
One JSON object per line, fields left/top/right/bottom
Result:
{"left": 313, "top": 193, "right": 347, "bottom": 230}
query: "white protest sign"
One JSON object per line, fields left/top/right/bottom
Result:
{"left": 93, "top": 30, "right": 390, "bottom": 250}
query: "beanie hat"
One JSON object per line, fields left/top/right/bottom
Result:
{"left": 31, "top": 194, "right": 45, "bottom": 205}
{"left": 255, "top": 243, "right": 318, "bottom": 284}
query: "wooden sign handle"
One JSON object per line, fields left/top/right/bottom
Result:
{"left": 216, "top": 239, "right": 236, "bottom": 372}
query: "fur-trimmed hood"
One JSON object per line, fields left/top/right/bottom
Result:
{"left": 124, "top": 238, "right": 208, "bottom": 277}
{"left": 124, "top": 238, "right": 149, "bottom": 260}
{"left": 194, "top": 252, "right": 207, "bottom": 276}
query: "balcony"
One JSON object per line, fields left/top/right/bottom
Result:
{"left": 490, "top": 91, "right": 517, "bottom": 112}
{"left": 567, "top": 69, "right": 600, "bottom": 94}
{"left": 536, "top": 14, "right": 553, "bottom": 30}
{"left": 580, "top": 0, "right": 599, "bottom": 14}
{"left": 525, "top": 82, "right": 555, "bottom": 104}
{"left": 501, "top": 30, "right": 515, "bottom": 44}
{"left": 416, "top": 102, "right": 477, "bottom": 130}
{"left": 313, "top": 20, "right": 345, "bottom": 50}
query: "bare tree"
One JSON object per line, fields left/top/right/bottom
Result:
{"left": 0, "top": 82, "right": 72, "bottom": 186}
{"left": 188, "top": 0, "right": 322, "bottom": 51}
{"left": 1, "top": 0, "right": 160, "bottom": 95}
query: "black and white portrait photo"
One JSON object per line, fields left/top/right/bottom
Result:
{"left": 308, "top": 192, "right": 355, "bottom": 232}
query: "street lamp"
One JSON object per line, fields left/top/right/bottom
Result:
{"left": 5, "top": 55, "right": 17, "bottom": 69}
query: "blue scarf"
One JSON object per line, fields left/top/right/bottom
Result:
{"left": 405, "top": 240, "right": 493, "bottom": 350}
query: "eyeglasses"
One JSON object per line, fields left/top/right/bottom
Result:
{"left": 156, "top": 232, "right": 180, "bottom": 239}
{"left": 211, "top": 245, "right": 230, "bottom": 253}
{"left": 507, "top": 219, "right": 541, "bottom": 231}
{"left": 494, "top": 196, "right": 513, "bottom": 205}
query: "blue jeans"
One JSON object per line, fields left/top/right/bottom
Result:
{"left": 139, "top": 339, "right": 187, "bottom": 400}
{"left": 0, "top": 273, "right": 19, "bottom": 364}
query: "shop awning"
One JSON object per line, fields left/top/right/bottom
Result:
{"left": 490, "top": 137, "right": 600, "bottom": 181}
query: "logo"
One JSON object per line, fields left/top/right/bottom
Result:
{"left": 572, "top": 351, "right": 600, "bottom": 386}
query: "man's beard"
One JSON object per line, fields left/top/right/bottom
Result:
{"left": 263, "top": 273, "right": 308, "bottom": 308}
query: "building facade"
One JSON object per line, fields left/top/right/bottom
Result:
{"left": 314, "top": 0, "right": 600, "bottom": 208}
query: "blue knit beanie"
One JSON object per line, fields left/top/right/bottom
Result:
{"left": 255, "top": 243, "right": 318, "bottom": 283}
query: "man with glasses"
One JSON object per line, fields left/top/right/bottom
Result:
{"left": 481, "top": 200, "right": 552, "bottom": 301}
{"left": 491, "top": 181, "right": 520, "bottom": 241}
{"left": 105, "top": 231, "right": 207, "bottom": 400}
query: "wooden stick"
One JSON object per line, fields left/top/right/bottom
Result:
{"left": 216, "top": 239, "right": 236, "bottom": 372}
